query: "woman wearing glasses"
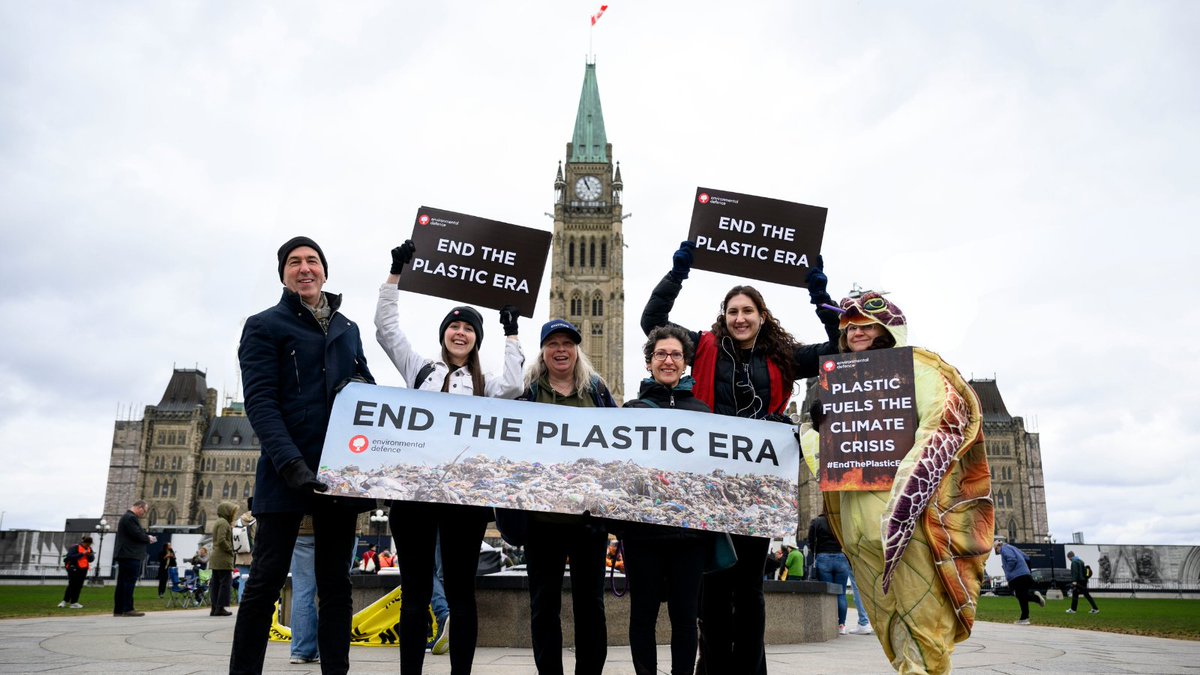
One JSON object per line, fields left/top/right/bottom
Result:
{"left": 800, "top": 292, "right": 991, "bottom": 674}
{"left": 639, "top": 242, "right": 840, "bottom": 674}
{"left": 621, "top": 325, "right": 712, "bottom": 675}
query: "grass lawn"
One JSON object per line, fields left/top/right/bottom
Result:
{"left": 0, "top": 583, "right": 213, "bottom": 619}
{"left": 974, "top": 594, "right": 1200, "bottom": 641}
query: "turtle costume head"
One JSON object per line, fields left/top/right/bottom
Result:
{"left": 837, "top": 291, "right": 908, "bottom": 351}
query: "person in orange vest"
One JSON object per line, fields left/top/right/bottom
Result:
{"left": 59, "top": 535, "right": 95, "bottom": 609}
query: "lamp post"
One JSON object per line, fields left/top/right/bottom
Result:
{"left": 90, "top": 519, "right": 109, "bottom": 586}
{"left": 369, "top": 509, "right": 388, "bottom": 551}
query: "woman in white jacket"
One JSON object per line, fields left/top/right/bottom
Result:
{"left": 375, "top": 240, "right": 524, "bottom": 675}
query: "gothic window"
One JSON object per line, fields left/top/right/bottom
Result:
{"left": 222, "top": 482, "right": 230, "bottom": 498}
{"left": 235, "top": 458, "right": 242, "bottom": 472}
{"left": 198, "top": 510, "right": 207, "bottom": 529}
{"left": 166, "top": 508, "right": 176, "bottom": 525}
{"left": 244, "top": 482, "right": 252, "bottom": 498}
{"left": 570, "top": 292, "right": 583, "bottom": 316}
{"left": 601, "top": 241, "right": 607, "bottom": 268}
{"left": 1007, "top": 519, "right": 1018, "bottom": 542}
{"left": 591, "top": 324, "right": 604, "bottom": 336}
{"left": 178, "top": 431, "right": 186, "bottom": 445}
{"left": 589, "top": 240, "right": 596, "bottom": 267}
{"left": 231, "top": 481, "right": 239, "bottom": 498}
{"left": 206, "top": 481, "right": 213, "bottom": 498}
{"left": 157, "top": 432, "right": 165, "bottom": 444}
{"left": 569, "top": 239, "right": 575, "bottom": 267}
{"left": 592, "top": 294, "right": 603, "bottom": 316}
{"left": 168, "top": 432, "right": 176, "bottom": 445}
{"left": 153, "top": 480, "right": 160, "bottom": 497}
{"left": 148, "top": 508, "right": 158, "bottom": 526}
{"left": 226, "top": 458, "right": 233, "bottom": 471}
{"left": 171, "top": 479, "right": 178, "bottom": 497}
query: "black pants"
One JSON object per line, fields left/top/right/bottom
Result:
{"left": 389, "top": 501, "right": 489, "bottom": 675}
{"left": 113, "top": 558, "right": 141, "bottom": 615}
{"left": 229, "top": 508, "right": 358, "bottom": 675}
{"left": 525, "top": 518, "right": 609, "bottom": 675}
{"left": 623, "top": 534, "right": 705, "bottom": 675}
{"left": 63, "top": 568, "right": 88, "bottom": 604}
{"left": 1010, "top": 574, "right": 1034, "bottom": 620}
{"left": 211, "top": 569, "right": 233, "bottom": 613}
{"left": 696, "top": 534, "right": 767, "bottom": 675}
{"left": 1070, "top": 582, "right": 1098, "bottom": 611}
{"left": 158, "top": 570, "right": 169, "bottom": 597}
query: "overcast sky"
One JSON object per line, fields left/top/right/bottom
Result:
{"left": 1, "top": 2, "right": 1196, "bottom": 545}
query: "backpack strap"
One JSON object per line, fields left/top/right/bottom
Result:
{"left": 414, "top": 362, "right": 436, "bottom": 390}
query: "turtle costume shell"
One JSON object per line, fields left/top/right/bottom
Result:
{"left": 801, "top": 293, "right": 993, "bottom": 675}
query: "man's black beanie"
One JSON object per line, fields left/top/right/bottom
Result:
{"left": 277, "top": 236, "right": 329, "bottom": 282}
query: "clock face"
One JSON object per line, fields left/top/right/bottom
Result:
{"left": 575, "top": 175, "right": 603, "bottom": 200}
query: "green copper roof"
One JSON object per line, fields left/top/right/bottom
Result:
{"left": 570, "top": 62, "right": 607, "bottom": 163}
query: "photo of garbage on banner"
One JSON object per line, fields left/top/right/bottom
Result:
{"left": 317, "top": 383, "right": 801, "bottom": 538}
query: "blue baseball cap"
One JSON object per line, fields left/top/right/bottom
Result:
{"left": 539, "top": 319, "right": 582, "bottom": 346}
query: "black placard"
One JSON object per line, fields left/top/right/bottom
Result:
{"left": 816, "top": 347, "right": 917, "bottom": 491}
{"left": 686, "top": 187, "right": 826, "bottom": 287}
{"left": 397, "top": 206, "right": 552, "bottom": 317}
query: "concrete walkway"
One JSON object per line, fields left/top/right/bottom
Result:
{"left": 1, "top": 607, "right": 1197, "bottom": 674}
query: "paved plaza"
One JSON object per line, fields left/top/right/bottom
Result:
{"left": 1, "top": 607, "right": 1197, "bottom": 674}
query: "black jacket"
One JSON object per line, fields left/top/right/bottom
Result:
{"left": 639, "top": 273, "right": 839, "bottom": 417}
{"left": 807, "top": 514, "right": 842, "bottom": 555}
{"left": 239, "top": 289, "right": 374, "bottom": 514}
{"left": 114, "top": 510, "right": 151, "bottom": 560}
{"left": 623, "top": 376, "right": 711, "bottom": 413}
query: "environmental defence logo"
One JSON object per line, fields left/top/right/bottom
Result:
{"left": 349, "top": 435, "right": 369, "bottom": 454}
{"left": 822, "top": 360, "right": 837, "bottom": 373}
{"left": 418, "top": 214, "right": 431, "bottom": 226}
{"left": 697, "top": 192, "right": 710, "bottom": 204}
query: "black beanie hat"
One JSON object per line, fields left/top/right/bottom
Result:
{"left": 277, "top": 236, "right": 329, "bottom": 282}
{"left": 439, "top": 306, "right": 484, "bottom": 348}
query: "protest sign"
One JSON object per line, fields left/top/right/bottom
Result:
{"left": 686, "top": 187, "right": 826, "bottom": 287}
{"left": 816, "top": 347, "right": 917, "bottom": 491}
{"left": 396, "top": 206, "right": 552, "bottom": 317}
{"left": 318, "top": 383, "right": 800, "bottom": 538}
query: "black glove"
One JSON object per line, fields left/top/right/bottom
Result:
{"left": 499, "top": 305, "right": 520, "bottom": 337}
{"left": 808, "top": 400, "right": 825, "bottom": 432}
{"left": 280, "top": 459, "right": 328, "bottom": 493}
{"left": 334, "top": 375, "right": 368, "bottom": 395}
{"left": 390, "top": 240, "right": 416, "bottom": 275}
{"left": 806, "top": 254, "right": 832, "bottom": 306}
{"left": 670, "top": 241, "right": 696, "bottom": 281}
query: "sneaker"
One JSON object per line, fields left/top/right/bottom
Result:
{"left": 57, "top": 601, "right": 67, "bottom": 608}
{"left": 431, "top": 614, "right": 450, "bottom": 655}
{"left": 849, "top": 623, "right": 874, "bottom": 635}
{"left": 1065, "top": 608, "right": 1076, "bottom": 613}
{"left": 1015, "top": 618, "right": 1031, "bottom": 625}
{"left": 1090, "top": 609, "right": 1100, "bottom": 614}
{"left": 837, "top": 624, "right": 847, "bottom": 635}
{"left": 1033, "top": 591, "right": 1046, "bottom": 608}
{"left": 69, "top": 603, "right": 83, "bottom": 609}
{"left": 289, "top": 656, "right": 320, "bottom": 664}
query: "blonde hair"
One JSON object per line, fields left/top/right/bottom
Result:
{"left": 524, "top": 340, "right": 604, "bottom": 394}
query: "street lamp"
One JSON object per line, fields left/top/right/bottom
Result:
{"left": 369, "top": 509, "right": 388, "bottom": 550}
{"left": 90, "top": 519, "right": 109, "bottom": 586}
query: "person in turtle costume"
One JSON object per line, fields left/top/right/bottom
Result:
{"left": 800, "top": 292, "right": 994, "bottom": 674}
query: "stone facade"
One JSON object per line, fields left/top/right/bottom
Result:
{"left": 972, "top": 379, "right": 1049, "bottom": 543}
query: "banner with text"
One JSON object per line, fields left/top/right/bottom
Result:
{"left": 318, "top": 383, "right": 800, "bottom": 538}
{"left": 396, "top": 206, "right": 552, "bottom": 317}
{"left": 686, "top": 187, "right": 826, "bottom": 287}
{"left": 816, "top": 347, "right": 917, "bottom": 491}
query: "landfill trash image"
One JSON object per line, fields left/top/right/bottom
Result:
{"left": 319, "top": 454, "right": 798, "bottom": 538}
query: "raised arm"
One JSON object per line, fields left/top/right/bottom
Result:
{"left": 485, "top": 305, "right": 526, "bottom": 399}
{"left": 375, "top": 241, "right": 430, "bottom": 385}
{"left": 790, "top": 256, "right": 843, "bottom": 378}
{"left": 640, "top": 241, "right": 700, "bottom": 342}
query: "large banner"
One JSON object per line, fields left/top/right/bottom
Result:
{"left": 816, "top": 347, "right": 917, "bottom": 491}
{"left": 396, "top": 206, "right": 552, "bottom": 317}
{"left": 317, "top": 383, "right": 801, "bottom": 538}
{"left": 686, "top": 187, "right": 826, "bottom": 287}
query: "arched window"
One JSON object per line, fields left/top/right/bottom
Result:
{"left": 244, "top": 482, "right": 252, "bottom": 498}
{"left": 166, "top": 508, "right": 176, "bottom": 525}
{"left": 231, "top": 481, "right": 239, "bottom": 499}
{"left": 171, "top": 479, "right": 178, "bottom": 497}
{"left": 148, "top": 508, "right": 158, "bottom": 526}
{"left": 222, "top": 482, "right": 230, "bottom": 498}
{"left": 1007, "top": 519, "right": 1018, "bottom": 542}
{"left": 570, "top": 291, "right": 583, "bottom": 316}
{"left": 592, "top": 293, "right": 603, "bottom": 317}
{"left": 206, "top": 481, "right": 213, "bottom": 498}
{"left": 601, "top": 241, "right": 607, "bottom": 268}
{"left": 198, "top": 510, "right": 207, "bottom": 529}
{"left": 568, "top": 239, "right": 575, "bottom": 267}
{"left": 153, "top": 480, "right": 160, "bottom": 497}
{"left": 589, "top": 240, "right": 596, "bottom": 267}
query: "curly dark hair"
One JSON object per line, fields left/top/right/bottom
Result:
{"left": 642, "top": 324, "right": 696, "bottom": 365}
{"left": 710, "top": 285, "right": 800, "bottom": 383}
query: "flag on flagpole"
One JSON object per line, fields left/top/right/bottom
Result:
{"left": 591, "top": 5, "right": 608, "bottom": 26}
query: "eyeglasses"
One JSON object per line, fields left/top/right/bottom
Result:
{"left": 651, "top": 350, "right": 685, "bottom": 362}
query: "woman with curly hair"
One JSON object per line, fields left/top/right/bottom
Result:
{"left": 640, "top": 241, "right": 840, "bottom": 674}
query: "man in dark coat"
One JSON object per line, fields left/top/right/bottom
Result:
{"left": 229, "top": 236, "right": 374, "bottom": 675}
{"left": 113, "top": 499, "right": 155, "bottom": 617}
